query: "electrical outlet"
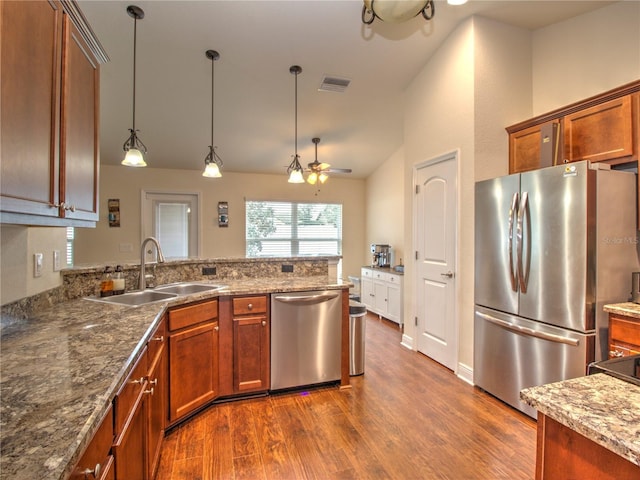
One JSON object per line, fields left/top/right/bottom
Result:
{"left": 34, "top": 253, "right": 43, "bottom": 278}
{"left": 53, "top": 250, "right": 61, "bottom": 271}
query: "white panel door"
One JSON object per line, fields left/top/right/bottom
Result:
{"left": 415, "top": 153, "right": 457, "bottom": 370}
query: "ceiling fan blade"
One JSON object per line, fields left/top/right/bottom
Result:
{"left": 324, "top": 168, "right": 352, "bottom": 174}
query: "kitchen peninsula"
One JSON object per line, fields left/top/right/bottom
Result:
{"left": 0, "top": 257, "right": 351, "bottom": 480}
{"left": 521, "top": 374, "right": 640, "bottom": 479}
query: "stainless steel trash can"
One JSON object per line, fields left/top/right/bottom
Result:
{"left": 349, "top": 300, "right": 367, "bottom": 376}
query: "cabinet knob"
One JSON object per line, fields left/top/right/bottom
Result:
{"left": 82, "top": 463, "right": 101, "bottom": 479}
{"left": 214, "top": 325, "right": 219, "bottom": 332}
{"left": 262, "top": 320, "right": 267, "bottom": 326}
{"left": 247, "top": 303, "right": 253, "bottom": 310}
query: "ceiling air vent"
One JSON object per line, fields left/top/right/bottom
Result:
{"left": 318, "top": 75, "right": 351, "bottom": 93}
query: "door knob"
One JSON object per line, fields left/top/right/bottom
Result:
{"left": 440, "top": 271, "right": 454, "bottom": 278}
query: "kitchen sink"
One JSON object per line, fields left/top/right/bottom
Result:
{"left": 88, "top": 290, "right": 178, "bottom": 306}
{"left": 154, "top": 283, "right": 226, "bottom": 295}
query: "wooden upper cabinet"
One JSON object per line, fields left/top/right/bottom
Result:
{"left": 0, "top": 0, "right": 106, "bottom": 226}
{"left": 1, "top": 1, "right": 62, "bottom": 218}
{"left": 509, "top": 120, "right": 560, "bottom": 174}
{"left": 563, "top": 95, "right": 635, "bottom": 164}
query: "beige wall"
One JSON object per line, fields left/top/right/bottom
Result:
{"left": 364, "top": 146, "right": 405, "bottom": 267}
{"left": 532, "top": 1, "right": 640, "bottom": 115}
{"left": 73, "top": 165, "right": 366, "bottom": 280}
{"left": 0, "top": 226, "right": 67, "bottom": 305}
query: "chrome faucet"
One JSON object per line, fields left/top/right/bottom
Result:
{"left": 139, "top": 237, "right": 166, "bottom": 289}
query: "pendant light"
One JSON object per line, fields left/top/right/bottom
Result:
{"left": 287, "top": 65, "right": 305, "bottom": 183}
{"left": 202, "top": 49, "right": 223, "bottom": 178}
{"left": 122, "top": 5, "right": 147, "bottom": 167}
{"left": 362, "top": 0, "right": 435, "bottom": 24}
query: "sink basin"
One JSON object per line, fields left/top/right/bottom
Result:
{"left": 154, "top": 283, "right": 226, "bottom": 295}
{"left": 88, "top": 290, "right": 177, "bottom": 306}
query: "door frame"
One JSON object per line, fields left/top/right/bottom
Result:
{"left": 411, "top": 149, "right": 461, "bottom": 374}
{"left": 141, "top": 189, "right": 202, "bottom": 259}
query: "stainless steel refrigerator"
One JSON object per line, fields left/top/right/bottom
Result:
{"left": 474, "top": 161, "right": 639, "bottom": 418}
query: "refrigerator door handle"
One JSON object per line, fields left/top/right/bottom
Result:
{"left": 516, "top": 192, "right": 530, "bottom": 293}
{"left": 508, "top": 192, "right": 519, "bottom": 292}
{"left": 476, "top": 311, "right": 580, "bottom": 346}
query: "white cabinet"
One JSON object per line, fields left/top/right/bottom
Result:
{"left": 360, "top": 267, "right": 403, "bottom": 325}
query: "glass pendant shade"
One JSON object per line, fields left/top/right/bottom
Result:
{"left": 288, "top": 167, "right": 305, "bottom": 184}
{"left": 202, "top": 159, "right": 221, "bottom": 178}
{"left": 122, "top": 147, "right": 146, "bottom": 167}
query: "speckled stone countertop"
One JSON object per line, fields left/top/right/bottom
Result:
{"left": 0, "top": 276, "right": 349, "bottom": 480}
{"left": 520, "top": 374, "right": 640, "bottom": 467}
{"left": 604, "top": 302, "right": 640, "bottom": 319}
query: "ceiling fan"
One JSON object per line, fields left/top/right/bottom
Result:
{"left": 306, "top": 137, "right": 352, "bottom": 185}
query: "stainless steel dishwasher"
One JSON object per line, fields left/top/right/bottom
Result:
{"left": 270, "top": 290, "right": 342, "bottom": 390}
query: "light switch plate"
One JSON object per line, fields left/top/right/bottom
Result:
{"left": 34, "top": 253, "right": 43, "bottom": 278}
{"left": 53, "top": 250, "right": 61, "bottom": 271}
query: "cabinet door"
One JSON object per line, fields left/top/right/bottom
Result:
{"left": 373, "top": 281, "right": 388, "bottom": 314}
{"left": 59, "top": 14, "right": 99, "bottom": 221}
{"left": 608, "top": 314, "right": 640, "bottom": 358}
{"left": 233, "top": 315, "right": 269, "bottom": 393}
{"left": 70, "top": 406, "right": 114, "bottom": 480}
{"left": 361, "top": 277, "right": 375, "bottom": 310}
{"left": 168, "top": 321, "right": 219, "bottom": 423}
{"left": 563, "top": 95, "right": 634, "bottom": 164}
{"left": 113, "top": 391, "right": 147, "bottom": 480}
{"left": 1, "top": 0, "right": 62, "bottom": 217}
{"left": 509, "top": 120, "right": 560, "bottom": 174}
{"left": 387, "top": 282, "right": 402, "bottom": 324}
{"left": 147, "top": 343, "right": 166, "bottom": 480}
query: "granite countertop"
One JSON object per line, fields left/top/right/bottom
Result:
{"left": 604, "top": 302, "right": 640, "bottom": 319}
{"left": 520, "top": 374, "right": 640, "bottom": 467}
{"left": 0, "top": 277, "right": 349, "bottom": 480}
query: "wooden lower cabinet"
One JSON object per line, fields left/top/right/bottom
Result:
{"left": 609, "top": 313, "right": 640, "bottom": 358}
{"left": 147, "top": 319, "right": 167, "bottom": 480}
{"left": 535, "top": 413, "right": 640, "bottom": 480}
{"left": 167, "top": 300, "right": 219, "bottom": 425}
{"left": 70, "top": 406, "right": 114, "bottom": 480}
{"left": 232, "top": 295, "right": 270, "bottom": 393}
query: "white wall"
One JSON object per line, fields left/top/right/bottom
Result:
{"left": 532, "top": 1, "right": 640, "bottom": 114}
{"left": 365, "top": 146, "right": 405, "bottom": 267}
{"left": 73, "top": 165, "right": 366, "bottom": 280}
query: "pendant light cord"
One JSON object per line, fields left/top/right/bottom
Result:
{"left": 211, "top": 53, "right": 215, "bottom": 147}
{"left": 294, "top": 69, "right": 298, "bottom": 157}
{"left": 132, "top": 15, "right": 138, "bottom": 132}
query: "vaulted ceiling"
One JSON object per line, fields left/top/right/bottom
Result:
{"left": 79, "top": 1, "right": 614, "bottom": 178}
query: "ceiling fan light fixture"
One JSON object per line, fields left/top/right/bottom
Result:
{"left": 307, "top": 171, "right": 318, "bottom": 185}
{"left": 362, "top": 0, "right": 435, "bottom": 25}
{"left": 202, "top": 49, "right": 223, "bottom": 178}
{"left": 122, "top": 5, "right": 147, "bottom": 167}
{"left": 318, "top": 172, "right": 329, "bottom": 184}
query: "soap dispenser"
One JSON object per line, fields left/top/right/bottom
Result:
{"left": 100, "top": 267, "right": 114, "bottom": 297}
{"left": 113, "top": 265, "right": 125, "bottom": 295}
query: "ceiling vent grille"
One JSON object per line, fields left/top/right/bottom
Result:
{"left": 319, "top": 75, "right": 351, "bottom": 93}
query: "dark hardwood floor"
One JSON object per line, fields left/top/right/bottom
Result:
{"left": 156, "top": 313, "right": 537, "bottom": 479}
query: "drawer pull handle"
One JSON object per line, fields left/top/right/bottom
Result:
{"left": 82, "top": 463, "right": 101, "bottom": 479}
{"left": 149, "top": 378, "right": 158, "bottom": 386}
{"left": 609, "top": 350, "right": 624, "bottom": 357}
{"left": 152, "top": 335, "right": 164, "bottom": 342}
{"left": 131, "top": 376, "right": 146, "bottom": 385}
{"left": 144, "top": 387, "right": 155, "bottom": 396}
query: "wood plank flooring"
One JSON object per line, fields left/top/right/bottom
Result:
{"left": 156, "top": 314, "right": 537, "bottom": 479}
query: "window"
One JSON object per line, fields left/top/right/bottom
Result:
{"left": 246, "top": 201, "right": 342, "bottom": 257}
{"left": 66, "top": 227, "right": 74, "bottom": 266}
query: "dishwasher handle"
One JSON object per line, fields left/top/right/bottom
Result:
{"left": 273, "top": 292, "right": 339, "bottom": 305}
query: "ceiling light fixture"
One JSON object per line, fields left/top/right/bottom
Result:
{"left": 362, "top": 0, "right": 435, "bottom": 25}
{"left": 121, "top": 5, "right": 147, "bottom": 167}
{"left": 202, "top": 49, "right": 223, "bottom": 178}
{"left": 287, "top": 65, "right": 305, "bottom": 184}
{"left": 307, "top": 137, "right": 328, "bottom": 185}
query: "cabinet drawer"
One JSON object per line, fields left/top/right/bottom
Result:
{"left": 148, "top": 316, "right": 166, "bottom": 369}
{"left": 114, "top": 349, "right": 147, "bottom": 436}
{"left": 233, "top": 295, "right": 267, "bottom": 315}
{"left": 70, "top": 406, "right": 114, "bottom": 480}
{"left": 169, "top": 299, "right": 218, "bottom": 331}
{"left": 361, "top": 268, "right": 373, "bottom": 278}
{"left": 609, "top": 343, "right": 640, "bottom": 358}
{"left": 609, "top": 315, "right": 640, "bottom": 348}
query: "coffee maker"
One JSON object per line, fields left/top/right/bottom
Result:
{"left": 371, "top": 244, "right": 391, "bottom": 268}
